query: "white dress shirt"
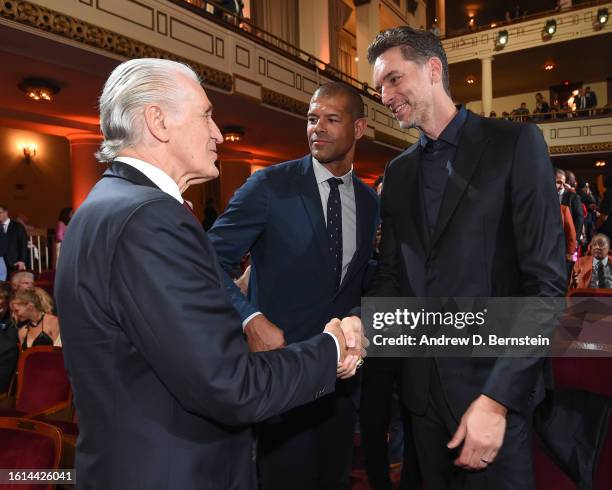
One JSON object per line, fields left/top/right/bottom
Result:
{"left": 115, "top": 156, "right": 183, "bottom": 203}
{"left": 312, "top": 157, "right": 357, "bottom": 284}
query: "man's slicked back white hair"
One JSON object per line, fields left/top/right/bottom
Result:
{"left": 96, "top": 58, "right": 200, "bottom": 163}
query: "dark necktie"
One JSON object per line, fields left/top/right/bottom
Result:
{"left": 596, "top": 261, "right": 606, "bottom": 288}
{"left": 326, "top": 177, "right": 343, "bottom": 290}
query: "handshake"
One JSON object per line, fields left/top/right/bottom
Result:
{"left": 244, "top": 314, "right": 368, "bottom": 379}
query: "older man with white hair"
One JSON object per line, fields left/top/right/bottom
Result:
{"left": 55, "top": 58, "right": 364, "bottom": 490}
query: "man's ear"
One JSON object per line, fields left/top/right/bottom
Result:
{"left": 354, "top": 117, "right": 368, "bottom": 140}
{"left": 428, "top": 57, "right": 443, "bottom": 86}
{"left": 143, "top": 104, "right": 169, "bottom": 143}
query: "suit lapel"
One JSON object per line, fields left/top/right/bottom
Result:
{"left": 430, "top": 113, "right": 489, "bottom": 249}
{"left": 398, "top": 146, "right": 430, "bottom": 255}
{"left": 297, "top": 156, "right": 333, "bottom": 268}
{"left": 336, "top": 176, "right": 374, "bottom": 295}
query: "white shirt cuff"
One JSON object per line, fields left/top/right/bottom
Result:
{"left": 323, "top": 331, "right": 341, "bottom": 363}
{"left": 242, "top": 312, "right": 262, "bottom": 331}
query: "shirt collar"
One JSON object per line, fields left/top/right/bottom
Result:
{"left": 419, "top": 105, "right": 467, "bottom": 148}
{"left": 312, "top": 156, "right": 353, "bottom": 186}
{"left": 1, "top": 218, "right": 9, "bottom": 227}
{"left": 115, "top": 156, "right": 183, "bottom": 203}
{"left": 594, "top": 256, "right": 609, "bottom": 267}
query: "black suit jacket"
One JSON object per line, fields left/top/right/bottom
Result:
{"left": 0, "top": 220, "right": 28, "bottom": 270}
{"left": 560, "top": 190, "right": 584, "bottom": 241}
{"left": 369, "top": 113, "right": 566, "bottom": 418}
{"left": 55, "top": 161, "right": 338, "bottom": 490}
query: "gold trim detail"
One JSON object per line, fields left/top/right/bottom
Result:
{"left": 0, "top": 0, "right": 232, "bottom": 91}
{"left": 261, "top": 88, "right": 308, "bottom": 117}
{"left": 549, "top": 142, "right": 612, "bottom": 154}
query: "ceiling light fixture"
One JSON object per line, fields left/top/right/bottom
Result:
{"left": 596, "top": 8, "right": 608, "bottom": 26}
{"left": 543, "top": 19, "right": 557, "bottom": 39}
{"left": 544, "top": 61, "right": 556, "bottom": 71}
{"left": 222, "top": 126, "right": 245, "bottom": 143}
{"left": 466, "top": 75, "right": 476, "bottom": 85}
{"left": 18, "top": 77, "right": 60, "bottom": 102}
{"left": 595, "top": 160, "right": 607, "bottom": 167}
{"left": 495, "top": 30, "right": 509, "bottom": 49}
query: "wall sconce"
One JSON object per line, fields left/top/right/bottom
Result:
{"left": 20, "top": 143, "right": 37, "bottom": 164}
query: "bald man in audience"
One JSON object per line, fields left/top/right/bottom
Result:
{"left": 569, "top": 234, "right": 612, "bottom": 290}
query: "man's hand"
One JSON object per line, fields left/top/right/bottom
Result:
{"left": 244, "top": 314, "right": 286, "bottom": 352}
{"left": 447, "top": 394, "right": 507, "bottom": 471}
{"left": 324, "top": 316, "right": 368, "bottom": 379}
{"left": 14, "top": 261, "right": 26, "bottom": 271}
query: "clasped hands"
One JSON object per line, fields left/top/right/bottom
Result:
{"left": 244, "top": 314, "right": 367, "bottom": 379}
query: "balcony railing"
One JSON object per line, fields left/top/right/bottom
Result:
{"left": 444, "top": 0, "right": 610, "bottom": 39}
{"left": 170, "top": 0, "right": 381, "bottom": 100}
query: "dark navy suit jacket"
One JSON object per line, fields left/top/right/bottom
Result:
{"left": 55, "top": 161, "right": 338, "bottom": 489}
{"left": 209, "top": 155, "right": 379, "bottom": 344}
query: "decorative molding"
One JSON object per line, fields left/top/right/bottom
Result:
{"left": 96, "top": 0, "right": 154, "bottom": 31}
{"left": 261, "top": 88, "right": 308, "bottom": 117}
{"left": 0, "top": 0, "right": 232, "bottom": 91}
{"left": 235, "top": 44, "right": 249, "bottom": 68}
{"left": 170, "top": 17, "right": 214, "bottom": 54}
{"left": 549, "top": 142, "right": 612, "bottom": 154}
{"left": 215, "top": 37, "right": 223, "bottom": 58}
{"left": 156, "top": 11, "right": 167, "bottom": 35}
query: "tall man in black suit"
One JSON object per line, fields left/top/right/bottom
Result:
{"left": 366, "top": 27, "right": 566, "bottom": 489}
{"left": 0, "top": 205, "right": 29, "bottom": 279}
{"left": 209, "top": 82, "right": 379, "bottom": 490}
{"left": 54, "top": 58, "right": 364, "bottom": 490}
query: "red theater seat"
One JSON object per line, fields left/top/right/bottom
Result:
{"left": 0, "top": 417, "right": 62, "bottom": 490}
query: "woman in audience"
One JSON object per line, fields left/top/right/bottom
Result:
{"left": 11, "top": 288, "right": 61, "bottom": 350}
{"left": 55, "top": 207, "right": 73, "bottom": 265}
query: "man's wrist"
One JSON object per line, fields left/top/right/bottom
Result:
{"left": 242, "top": 312, "right": 262, "bottom": 332}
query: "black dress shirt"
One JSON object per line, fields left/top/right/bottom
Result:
{"left": 420, "top": 105, "right": 468, "bottom": 236}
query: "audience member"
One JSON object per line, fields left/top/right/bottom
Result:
{"left": 489, "top": 111, "right": 497, "bottom": 118}
{"left": 0, "top": 282, "right": 18, "bottom": 393}
{"left": 597, "top": 175, "right": 612, "bottom": 238}
{"left": 556, "top": 169, "right": 584, "bottom": 256}
{"left": 578, "top": 181, "right": 599, "bottom": 244}
{"left": 0, "top": 205, "right": 29, "bottom": 278}
{"left": 569, "top": 234, "right": 612, "bottom": 289}
{"left": 504, "top": 10, "right": 512, "bottom": 22}
{"left": 512, "top": 102, "right": 529, "bottom": 121}
{"left": 556, "top": 0, "right": 572, "bottom": 11}
{"left": 565, "top": 170, "right": 578, "bottom": 190}
{"left": 55, "top": 207, "right": 73, "bottom": 243}
{"left": 10, "top": 271, "right": 34, "bottom": 292}
{"left": 55, "top": 207, "right": 73, "bottom": 265}
{"left": 560, "top": 204, "right": 577, "bottom": 262}
{"left": 12, "top": 288, "right": 61, "bottom": 350}
{"left": 585, "top": 86, "right": 597, "bottom": 110}
{"left": 429, "top": 20, "right": 440, "bottom": 37}
{"left": 534, "top": 92, "right": 550, "bottom": 120}
{"left": 574, "top": 87, "right": 589, "bottom": 116}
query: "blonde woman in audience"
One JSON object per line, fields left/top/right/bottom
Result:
{"left": 11, "top": 288, "right": 61, "bottom": 350}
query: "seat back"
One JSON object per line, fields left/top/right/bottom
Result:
{"left": 16, "top": 347, "right": 71, "bottom": 415}
{"left": 0, "top": 416, "right": 62, "bottom": 490}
